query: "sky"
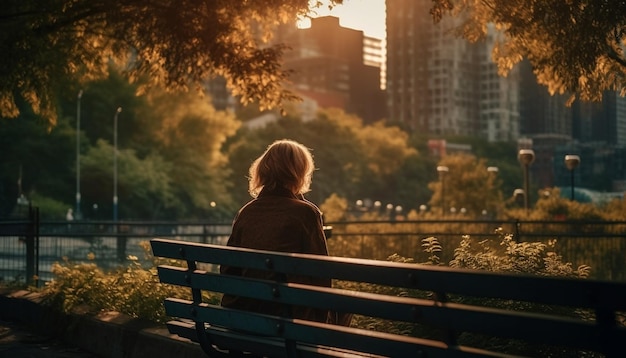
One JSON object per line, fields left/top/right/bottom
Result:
{"left": 298, "top": 0, "right": 386, "bottom": 40}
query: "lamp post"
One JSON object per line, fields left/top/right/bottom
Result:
{"left": 487, "top": 166, "right": 499, "bottom": 217}
{"left": 373, "top": 201, "right": 381, "bottom": 213}
{"left": 113, "top": 107, "right": 122, "bottom": 222}
{"left": 437, "top": 166, "right": 449, "bottom": 216}
{"left": 513, "top": 188, "right": 525, "bottom": 207}
{"left": 75, "top": 90, "right": 83, "bottom": 220}
{"left": 395, "top": 205, "right": 403, "bottom": 220}
{"left": 386, "top": 203, "right": 393, "bottom": 220}
{"left": 518, "top": 149, "right": 535, "bottom": 214}
{"left": 564, "top": 154, "right": 580, "bottom": 201}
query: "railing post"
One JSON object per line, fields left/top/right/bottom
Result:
{"left": 25, "top": 205, "right": 39, "bottom": 287}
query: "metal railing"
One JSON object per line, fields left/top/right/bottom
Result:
{"left": 326, "top": 219, "right": 626, "bottom": 281}
{"left": 0, "top": 209, "right": 232, "bottom": 286}
{"left": 1, "top": 211, "right": 625, "bottom": 285}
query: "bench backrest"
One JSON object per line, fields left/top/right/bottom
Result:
{"left": 151, "top": 238, "right": 626, "bottom": 358}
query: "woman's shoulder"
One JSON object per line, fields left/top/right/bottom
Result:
{"left": 273, "top": 195, "right": 321, "bottom": 215}
{"left": 298, "top": 197, "right": 322, "bottom": 214}
{"left": 266, "top": 195, "right": 322, "bottom": 217}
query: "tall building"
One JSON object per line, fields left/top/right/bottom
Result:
{"left": 573, "top": 91, "right": 626, "bottom": 146}
{"left": 386, "top": 0, "right": 624, "bottom": 193}
{"left": 480, "top": 24, "right": 520, "bottom": 142}
{"left": 386, "top": 0, "right": 520, "bottom": 141}
{"left": 518, "top": 61, "right": 572, "bottom": 138}
{"left": 560, "top": 91, "right": 626, "bottom": 192}
{"left": 276, "top": 16, "right": 386, "bottom": 123}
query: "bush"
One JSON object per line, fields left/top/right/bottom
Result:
{"left": 450, "top": 228, "right": 590, "bottom": 278}
{"left": 337, "top": 229, "right": 595, "bottom": 356}
{"left": 39, "top": 241, "right": 220, "bottom": 323}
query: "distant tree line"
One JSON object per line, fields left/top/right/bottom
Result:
{"left": 1, "top": 68, "right": 528, "bottom": 221}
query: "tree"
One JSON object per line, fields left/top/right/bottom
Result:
{"left": 431, "top": 0, "right": 626, "bottom": 103}
{"left": 440, "top": 136, "right": 522, "bottom": 200}
{"left": 428, "top": 153, "right": 504, "bottom": 217}
{"left": 225, "top": 109, "right": 419, "bottom": 211}
{"left": 0, "top": 110, "right": 76, "bottom": 217}
{"left": 0, "top": 64, "right": 242, "bottom": 220}
{"left": 75, "top": 72, "right": 240, "bottom": 220}
{"left": 0, "top": 0, "right": 342, "bottom": 126}
{"left": 134, "top": 88, "right": 240, "bottom": 218}
{"left": 81, "top": 139, "right": 178, "bottom": 220}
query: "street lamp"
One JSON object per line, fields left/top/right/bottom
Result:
{"left": 113, "top": 107, "right": 122, "bottom": 222}
{"left": 487, "top": 166, "right": 499, "bottom": 174}
{"left": 513, "top": 188, "right": 525, "bottom": 207}
{"left": 564, "top": 154, "right": 580, "bottom": 201}
{"left": 518, "top": 149, "right": 535, "bottom": 214}
{"left": 75, "top": 90, "right": 83, "bottom": 220}
{"left": 373, "top": 201, "right": 381, "bottom": 213}
{"left": 385, "top": 203, "right": 393, "bottom": 219}
{"left": 487, "top": 166, "right": 499, "bottom": 217}
{"left": 437, "top": 166, "right": 449, "bottom": 216}
{"left": 395, "top": 205, "right": 403, "bottom": 221}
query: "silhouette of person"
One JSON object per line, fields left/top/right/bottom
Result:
{"left": 221, "top": 139, "right": 351, "bottom": 326}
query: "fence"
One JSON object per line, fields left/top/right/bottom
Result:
{"left": 0, "top": 206, "right": 39, "bottom": 285}
{"left": 1, "top": 209, "right": 625, "bottom": 285}
{"left": 0, "top": 207, "right": 231, "bottom": 286}
{"left": 327, "top": 219, "right": 626, "bottom": 281}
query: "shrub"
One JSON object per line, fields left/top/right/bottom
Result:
{"left": 338, "top": 229, "right": 595, "bottom": 356}
{"left": 450, "top": 228, "right": 590, "bottom": 278}
{"left": 39, "top": 241, "right": 220, "bottom": 323}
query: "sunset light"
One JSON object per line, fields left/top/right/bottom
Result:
{"left": 298, "top": 0, "right": 385, "bottom": 40}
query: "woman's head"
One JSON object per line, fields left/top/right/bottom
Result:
{"left": 248, "top": 139, "right": 315, "bottom": 197}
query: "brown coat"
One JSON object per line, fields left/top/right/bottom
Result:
{"left": 220, "top": 186, "right": 331, "bottom": 323}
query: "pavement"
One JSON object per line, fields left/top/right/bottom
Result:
{"left": 0, "top": 289, "right": 205, "bottom": 358}
{"left": 0, "top": 318, "right": 99, "bottom": 357}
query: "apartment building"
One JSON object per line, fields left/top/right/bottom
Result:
{"left": 386, "top": 0, "right": 520, "bottom": 141}
{"left": 276, "top": 16, "right": 386, "bottom": 123}
{"left": 573, "top": 91, "right": 626, "bottom": 146}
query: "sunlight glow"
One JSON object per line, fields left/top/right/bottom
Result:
{"left": 298, "top": 0, "right": 386, "bottom": 40}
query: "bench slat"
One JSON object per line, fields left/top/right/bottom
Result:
{"left": 166, "top": 319, "right": 289, "bottom": 357}
{"left": 151, "top": 238, "right": 626, "bottom": 310}
{"left": 164, "top": 298, "right": 513, "bottom": 358}
{"left": 167, "top": 319, "right": 390, "bottom": 358}
{"left": 159, "top": 267, "right": 625, "bottom": 353}
{"left": 151, "top": 238, "right": 626, "bottom": 357}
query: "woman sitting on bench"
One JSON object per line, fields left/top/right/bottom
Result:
{"left": 220, "top": 139, "right": 350, "bottom": 326}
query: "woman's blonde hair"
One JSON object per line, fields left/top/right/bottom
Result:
{"left": 248, "top": 139, "right": 315, "bottom": 198}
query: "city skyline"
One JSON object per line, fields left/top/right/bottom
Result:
{"left": 298, "top": 0, "right": 386, "bottom": 39}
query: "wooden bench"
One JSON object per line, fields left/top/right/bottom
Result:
{"left": 150, "top": 238, "right": 626, "bottom": 357}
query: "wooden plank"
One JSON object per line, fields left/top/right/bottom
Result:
{"left": 152, "top": 239, "right": 626, "bottom": 357}
{"left": 158, "top": 268, "right": 626, "bottom": 354}
{"left": 163, "top": 299, "right": 515, "bottom": 358}
{"left": 167, "top": 319, "right": 390, "bottom": 358}
{"left": 150, "top": 239, "right": 626, "bottom": 310}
